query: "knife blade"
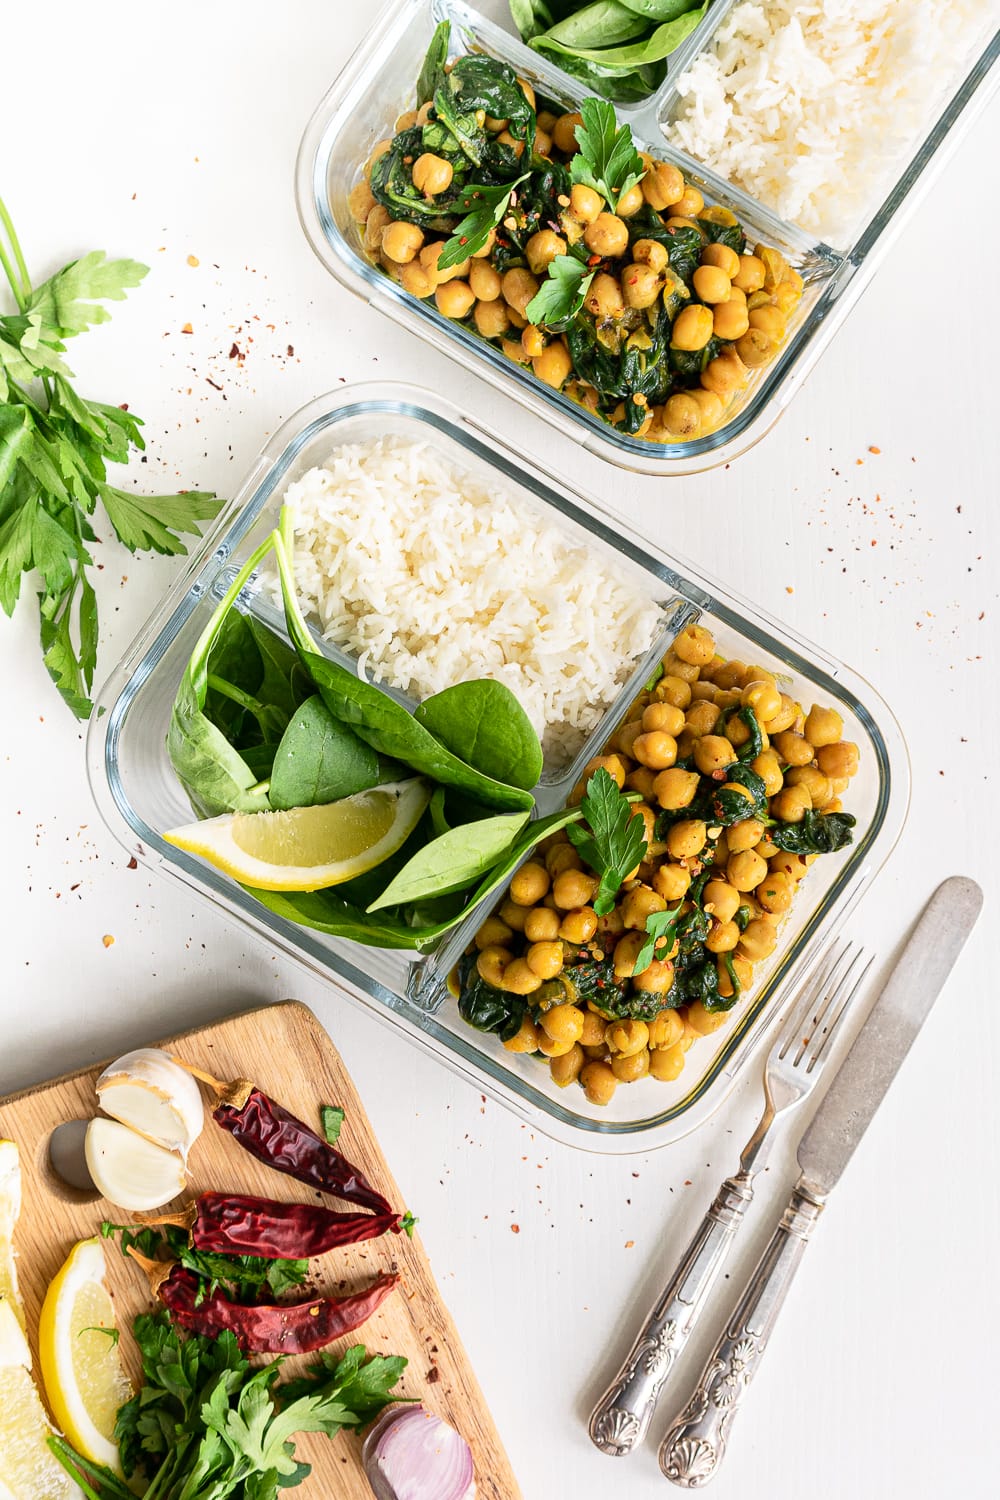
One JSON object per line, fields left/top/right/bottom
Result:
{"left": 797, "top": 874, "right": 983, "bottom": 1198}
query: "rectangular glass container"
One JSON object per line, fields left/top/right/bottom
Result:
{"left": 295, "top": 0, "right": 999, "bottom": 474}
{"left": 87, "top": 384, "right": 908, "bottom": 1151}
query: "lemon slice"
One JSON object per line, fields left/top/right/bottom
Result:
{"left": 0, "top": 1141, "right": 25, "bottom": 1336}
{"left": 164, "top": 778, "right": 431, "bottom": 890}
{"left": 0, "top": 1298, "right": 81, "bottom": 1500}
{"left": 38, "top": 1239, "right": 131, "bottom": 1475}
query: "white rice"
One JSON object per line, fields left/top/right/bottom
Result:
{"left": 270, "top": 437, "right": 661, "bottom": 766}
{"left": 666, "top": 0, "right": 991, "bottom": 246}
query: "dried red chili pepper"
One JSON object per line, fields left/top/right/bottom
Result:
{"left": 152, "top": 1192, "right": 402, "bottom": 1258}
{"left": 171, "top": 1059, "right": 393, "bottom": 1218}
{"left": 129, "top": 1249, "right": 400, "bottom": 1353}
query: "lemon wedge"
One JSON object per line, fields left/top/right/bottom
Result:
{"left": 38, "top": 1239, "right": 131, "bottom": 1476}
{"left": 0, "top": 1142, "right": 25, "bottom": 1336}
{"left": 0, "top": 1297, "right": 81, "bottom": 1500}
{"left": 164, "top": 778, "right": 431, "bottom": 890}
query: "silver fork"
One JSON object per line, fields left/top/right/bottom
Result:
{"left": 588, "top": 941, "right": 874, "bottom": 1458}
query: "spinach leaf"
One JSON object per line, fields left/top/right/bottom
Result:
{"left": 206, "top": 673, "right": 289, "bottom": 745}
{"left": 434, "top": 55, "right": 536, "bottom": 166}
{"left": 669, "top": 337, "right": 720, "bottom": 381}
{"left": 566, "top": 767, "right": 647, "bottom": 914}
{"left": 698, "top": 215, "right": 745, "bottom": 255}
{"left": 439, "top": 175, "right": 530, "bottom": 270}
{"left": 367, "top": 809, "right": 532, "bottom": 910}
{"left": 711, "top": 764, "right": 766, "bottom": 825}
{"left": 769, "top": 809, "right": 857, "bottom": 855}
{"left": 243, "top": 886, "right": 448, "bottom": 951}
{"left": 268, "top": 695, "right": 382, "bottom": 810}
{"left": 733, "top": 704, "right": 764, "bottom": 761}
{"left": 416, "top": 19, "right": 450, "bottom": 105}
{"left": 510, "top": 0, "right": 558, "bottom": 40}
{"left": 542, "top": 2, "right": 649, "bottom": 49}
{"left": 414, "top": 678, "right": 542, "bottom": 790}
{"left": 540, "top": 2, "right": 707, "bottom": 68}
{"left": 273, "top": 526, "right": 534, "bottom": 812}
{"left": 457, "top": 953, "right": 526, "bottom": 1039}
{"left": 246, "top": 614, "right": 309, "bottom": 723}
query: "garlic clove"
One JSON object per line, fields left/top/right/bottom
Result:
{"left": 95, "top": 1048, "right": 203, "bottom": 1161}
{"left": 84, "top": 1119, "right": 187, "bottom": 1212}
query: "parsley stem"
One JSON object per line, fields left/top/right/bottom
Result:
{"left": 0, "top": 195, "right": 31, "bottom": 308}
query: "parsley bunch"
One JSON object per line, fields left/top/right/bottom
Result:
{"left": 567, "top": 766, "right": 647, "bottom": 915}
{"left": 0, "top": 196, "right": 221, "bottom": 717}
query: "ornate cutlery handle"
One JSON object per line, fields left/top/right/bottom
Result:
{"left": 658, "top": 1184, "right": 825, "bottom": 1487}
{"left": 588, "top": 1174, "right": 754, "bottom": 1458}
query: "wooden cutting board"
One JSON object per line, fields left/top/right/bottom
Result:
{"left": 0, "top": 1001, "right": 521, "bottom": 1499}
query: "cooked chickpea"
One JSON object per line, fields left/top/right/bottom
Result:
{"left": 735, "top": 327, "right": 777, "bottom": 368}
{"left": 726, "top": 817, "right": 766, "bottom": 854}
{"left": 533, "top": 340, "right": 574, "bottom": 389}
{"left": 649, "top": 1043, "right": 686, "bottom": 1081}
{"left": 576, "top": 1011, "right": 606, "bottom": 1048}
{"left": 348, "top": 180, "right": 376, "bottom": 222}
{"left": 419, "top": 241, "right": 469, "bottom": 283}
{"left": 526, "top": 229, "right": 566, "bottom": 275}
{"left": 546, "top": 844, "right": 583, "bottom": 878}
{"left": 741, "top": 679, "right": 782, "bottom": 724}
{"left": 476, "top": 944, "right": 511, "bottom": 988}
{"left": 612, "top": 1048, "right": 651, "bottom": 1083}
{"left": 612, "top": 930, "right": 645, "bottom": 980}
{"left": 559, "top": 907, "right": 599, "bottom": 944}
{"left": 503, "top": 1015, "right": 541, "bottom": 1052}
{"left": 687, "top": 387, "right": 725, "bottom": 431}
{"left": 637, "top": 155, "right": 681, "bottom": 208}
{"left": 412, "top": 153, "right": 453, "bottom": 197}
{"left": 364, "top": 204, "right": 392, "bottom": 253}
{"left": 705, "top": 918, "right": 740, "bottom": 954}
{"left": 633, "top": 238, "right": 669, "bottom": 272}
{"left": 550, "top": 1044, "right": 585, "bottom": 1087}
{"left": 748, "top": 304, "right": 787, "bottom": 341}
{"left": 622, "top": 263, "right": 663, "bottom": 310}
{"left": 537, "top": 1030, "right": 576, "bottom": 1057}
{"left": 737, "top": 918, "right": 778, "bottom": 962}
{"left": 399, "top": 259, "right": 437, "bottom": 299}
{"left": 773, "top": 729, "right": 815, "bottom": 767}
{"left": 816, "top": 740, "right": 859, "bottom": 778}
{"left": 751, "top": 750, "right": 784, "bottom": 796}
{"left": 770, "top": 785, "right": 812, "bottom": 823}
{"left": 692, "top": 264, "right": 731, "bottom": 304}
{"left": 619, "top": 886, "right": 665, "bottom": 932}
{"left": 803, "top": 705, "right": 845, "bottom": 747}
{"left": 472, "top": 298, "right": 509, "bottom": 337}
{"left": 671, "top": 187, "right": 704, "bottom": 218}
{"left": 663, "top": 650, "right": 700, "bottom": 684}
{"left": 633, "top": 731, "right": 678, "bottom": 770}
{"left": 568, "top": 183, "right": 602, "bottom": 225}
{"left": 684, "top": 700, "right": 721, "bottom": 738}
{"left": 701, "top": 242, "right": 741, "bottom": 278}
{"left": 670, "top": 625, "right": 712, "bottom": 669}
{"left": 502, "top": 267, "right": 540, "bottom": 316}
{"left": 468, "top": 259, "right": 502, "bottom": 301}
{"left": 523, "top": 906, "right": 560, "bottom": 943}
{"left": 667, "top": 819, "right": 707, "bottom": 861}
{"left": 694, "top": 735, "right": 735, "bottom": 776}
{"left": 701, "top": 347, "right": 747, "bottom": 397}
{"left": 581, "top": 1060, "right": 617, "bottom": 1105}
{"left": 672, "top": 303, "right": 714, "bottom": 352}
{"left": 499, "top": 898, "right": 529, "bottom": 932}
{"left": 652, "top": 863, "right": 690, "bottom": 903}
{"left": 508, "top": 862, "right": 549, "bottom": 908}
{"left": 495, "top": 129, "right": 525, "bottom": 159}
{"left": 733, "top": 253, "right": 765, "bottom": 292}
{"left": 382, "top": 220, "right": 424, "bottom": 265}
{"left": 756, "top": 871, "right": 794, "bottom": 915}
{"left": 686, "top": 1000, "right": 728, "bottom": 1035}
{"left": 785, "top": 765, "right": 832, "bottom": 807}
{"left": 642, "top": 701, "right": 685, "bottom": 736}
{"left": 501, "top": 958, "right": 542, "bottom": 995}
{"left": 585, "top": 271, "right": 624, "bottom": 321}
{"left": 604, "top": 1019, "right": 647, "bottom": 1057}
{"left": 554, "top": 111, "right": 584, "bottom": 153}
{"left": 644, "top": 1011, "right": 681, "bottom": 1052}
{"left": 703, "top": 879, "right": 740, "bottom": 924}
{"left": 657, "top": 675, "right": 692, "bottom": 709}
{"left": 712, "top": 297, "right": 750, "bottom": 346}
{"left": 553, "top": 868, "right": 598, "bottom": 910}
{"left": 769, "top": 851, "right": 809, "bottom": 882}
{"left": 475, "top": 916, "right": 513, "bottom": 950}
{"left": 525, "top": 941, "right": 563, "bottom": 981}
{"left": 394, "top": 109, "right": 418, "bottom": 132}
{"left": 533, "top": 126, "right": 552, "bottom": 157}
{"left": 728, "top": 849, "right": 768, "bottom": 892}
{"left": 435, "top": 279, "right": 475, "bottom": 319}
{"left": 662, "top": 393, "right": 702, "bottom": 438}
{"left": 540, "top": 1003, "right": 584, "bottom": 1046}
{"left": 716, "top": 954, "right": 752, "bottom": 999}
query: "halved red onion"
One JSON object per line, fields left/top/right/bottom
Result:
{"left": 362, "top": 1404, "right": 476, "bottom": 1500}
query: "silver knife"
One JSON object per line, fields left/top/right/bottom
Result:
{"left": 658, "top": 875, "right": 983, "bottom": 1488}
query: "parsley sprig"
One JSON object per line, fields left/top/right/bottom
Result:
{"left": 567, "top": 767, "right": 647, "bottom": 916}
{"left": 570, "top": 98, "right": 646, "bottom": 215}
{"left": 0, "top": 196, "right": 221, "bottom": 717}
{"left": 526, "top": 251, "right": 595, "bottom": 327}
{"left": 439, "top": 173, "right": 530, "bottom": 269}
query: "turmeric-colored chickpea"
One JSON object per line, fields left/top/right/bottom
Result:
{"left": 667, "top": 819, "right": 707, "bottom": 861}
{"left": 649, "top": 1043, "right": 686, "bottom": 1081}
{"left": 554, "top": 111, "right": 584, "bottom": 153}
{"left": 581, "top": 1060, "right": 617, "bottom": 1105}
{"left": 412, "top": 153, "right": 454, "bottom": 196}
{"left": 419, "top": 241, "right": 469, "bottom": 283}
{"left": 756, "top": 871, "right": 794, "bottom": 915}
{"left": 648, "top": 1010, "right": 684, "bottom": 1050}
{"left": 382, "top": 220, "right": 425, "bottom": 264}
{"left": 763, "top": 694, "right": 798, "bottom": 734}
{"left": 584, "top": 212, "right": 629, "bottom": 258}
{"left": 640, "top": 157, "right": 685, "bottom": 210}
{"left": 633, "top": 731, "right": 678, "bottom": 770}
{"left": 694, "top": 735, "right": 735, "bottom": 776}
{"left": 526, "top": 229, "right": 566, "bottom": 275}
{"left": 686, "top": 1000, "right": 728, "bottom": 1035}
{"left": 435, "top": 279, "right": 475, "bottom": 319}
{"left": 394, "top": 109, "right": 418, "bottom": 132}
{"left": 662, "top": 393, "right": 702, "bottom": 438}
{"left": 733, "top": 253, "right": 765, "bottom": 293}
{"left": 769, "top": 851, "right": 809, "bottom": 882}
{"left": 521, "top": 323, "right": 546, "bottom": 359}
{"left": 495, "top": 129, "right": 525, "bottom": 159}
{"left": 476, "top": 945, "right": 511, "bottom": 988}
{"left": 553, "top": 868, "right": 598, "bottom": 910}
{"left": 612, "top": 720, "right": 643, "bottom": 758}
{"left": 755, "top": 834, "right": 779, "bottom": 859}
{"left": 537, "top": 1030, "right": 576, "bottom": 1058}
{"left": 642, "top": 701, "right": 685, "bottom": 736}
{"left": 685, "top": 700, "right": 722, "bottom": 737}
{"left": 670, "top": 188, "right": 704, "bottom": 218}
{"left": 501, "top": 958, "right": 542, "bottom": 995}
{"left": 364, "top": 204, "right": 392, "bottom": 253}
{"left": 672, "top": 303, "right": 714, "bottom": 352}
{"left": 568, "top": 181, "right": 602, "bottom": 223}
{"left": 742, "top": 679, "right": 782, "bottom": 723}
{"left": 475, "top": 916, "right": 513, "bottom": 950}
{"left": 657, "top": 675, "right": 692, "bottom": 710}
{"left": 706, "top": 919, "right": 740, "bottom": 953}
{"left": 627, "top": 766, "right": 659, "bottom": 800}
{"left": 701, "top": 347, "right": 746, "bottom": 398}
{"left": 751, "top": 749, "right": 784, "bottom": 796}
{"left": 533, "top": 341, "right": 574, "bottom": 389}
{"left": 348, "top": 179, "right": 377, "bottom": 222}
{"left": 473, "top": 297, "right": 510, "bottom": 338}
{"left": 510, "top": 861, "right": 550, "bottom": 906}
{"left": 773, "top": 730, "right": 815, "bottom": 767}
{"left": 692, "top": 263, "right": 731, "bottom": 304}
{"left": 621, "top": 885, "right": 667, "bottom": 930}
{"left": 612, "top": 930, "right": 646, "bottom": 980}
{"left": 748, "top": 304, "right": 787, "bottom": 341}
{"left": 585, "top": 272, "right": 624, "bottom": 321}
{"left": 502, "top": 266, "right": 540, "bottom": 316}
{"left": 550, "top": 1044, "right": 585, "bottom": 1087}
{"left": 690, "top": 680, "right": 718, "bottom": 702}
{"left": 653, "top": 863, "right": 691, "bottom": 902}
{"left": 703, "top": 879, "right": 740, "bottom": 924}
{"left": 612, "top": 1048, "right": 650, "bottom": 1082}
{"left": 728, "top": 849, "right": 768, "bottom": 892}
{"left": 785, "top": 765, "right": 832, "bottom": 807}
{"left": 816, "top": 741, "right": 860, "bottom": 779}
{"left": 701, "top": 242, "right": 741, "bottom": 278}
{"left": 524, "top": 906, "right": 560, "bottom": 943}
{"left": 580, "top": 1009, "right": 608, "bottom": 1047}
{"left": 541, "top": 1003, "right": 585, "bottom": 1045}
{"left": 527, "top": 941, "right": 565, "bottom": 981}
{"left": 503, "top": 1015, "right": 541, "bottom": 1052}
{"left": 546, "top": 844, "right": 584, "bottom": 878}
{"left": 726, "top": 817, "right": 766, "bottom": 855}
{"left": 606, "top": 1019, "right": 649, "bottom": 1057}
{"left": 469, "top": 259, "right": 502, "bottom": 301}
{"left": 399, "top": 258, "right": 437, "bottom": 299}
{"left": 559, "top": 907, "right": 599, "bottom": 944}
{"left": 499, "top": 898, "right": 529, "bottom": 933}
{"left": 737, "top": 918, "right": 778, "bottom": 962}
{"left": 632, "top": 237, "right": 669, "bottom": 272}
{"left": 770, "top": 785, "right": 812, "bottom": 823}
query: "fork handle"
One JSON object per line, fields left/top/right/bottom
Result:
{"left": 658, "top": 1183, "right": 825, "bottom": 1487}
{"left": 588, "top": 1173, "right": 755, "bottom": 1457}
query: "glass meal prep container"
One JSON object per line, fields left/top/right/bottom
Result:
{"left": 295, "top": 0, "right": 999, "bottom": 475}
{"left": 87, "top": 383, "right": 908, "bottom": 1152}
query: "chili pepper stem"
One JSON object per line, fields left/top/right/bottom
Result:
{"left": 126, "top": 1245, "right": 176, "bottom": 1296}
{"left": 137, "top": 1202, "right": 197, "bottom": 1231}
{"left": 166, "top": 1054, "right": 254, "bottom": 1108}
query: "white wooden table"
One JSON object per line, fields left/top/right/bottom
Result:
{"left": 2, "top": 5, "right": 998, "bottom": 1497}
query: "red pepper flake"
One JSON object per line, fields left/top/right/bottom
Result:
{"left": 868, "top": 444, "right": 881, "bottom": 454}
{"left": 427, "top": 1365, "right": 441, "bottom": 1383}
{"left": 102, "top": 934, "right": 115, "bottom": 948}
{"left": 181, "top": 322, "right": 193, "bottom": 334}
{"left": 206, "top": 377, "right": 223, "bottom": 391}
{"left": 785, "top": 585, "right": 794, "bottom": 593}
{"left": 625, "top": 1240, "right": 634, "bottom": 1249}
{"left": 286, "top": 344, "right": 294, "bottom": 357}
{"left": 228, "top": 343, "right": 241, "bottom": 360}
{"left": 511, "top": 1224, "right": 520, "bottom": 1234}
{"left": 683, "top": 1179, "right": 692, "bottom": 1186}
{"left": 127, "top": 856, "right": 138, "bottom": 870}
{"left": 587, "top": 253, "right": 601, "bottom": 266}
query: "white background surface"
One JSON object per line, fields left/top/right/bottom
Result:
{"left": 2, "top": 4, "right": 999, "bottom": 1498}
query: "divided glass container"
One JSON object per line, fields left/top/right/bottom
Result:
{"left": 87, "top": 383, "right": 909, "bottom": 1151}
{"left": 295, "top": 0, "right": 999, "bottom": 474}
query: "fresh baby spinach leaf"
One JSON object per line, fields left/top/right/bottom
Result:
{"left": 269, "top": 695, "right": 382, "bottom": 810}
{"left": 416, "top": 19, "right": 451, "bottom": 105}
{"left": 414, "top": 678, "right": 543, "bottom": 790}
{"left": 367, "top": 809, "right": 532, "bottom": 911}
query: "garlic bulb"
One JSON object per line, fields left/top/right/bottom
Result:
{"left": 85, "top": 1119, "right": 187, "bottom": 1212}
{"left": 96, "top": 1048, "right": 203, "bottom": 1160}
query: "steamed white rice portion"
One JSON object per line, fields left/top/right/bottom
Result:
{"left": 667, "top": 0, "right": 991, "bottom": 247}
{"left": 272, "top": 437, "right": 661, "bottom": 766}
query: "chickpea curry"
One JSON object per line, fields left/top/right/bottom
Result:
{"left": 454, "top": 622, "right": 862, "bottom": 1107}
{"left": 348, "top": 21, "right": 804, "bottom": 446}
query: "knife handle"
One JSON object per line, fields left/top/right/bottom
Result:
{"left": 588, "top": 1173, "right": 754, "bottom": 1458}
{"left": 658, "top": 1185, "right": 825, "bottom": 1488}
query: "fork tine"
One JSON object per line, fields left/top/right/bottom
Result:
{"left": 788, "top": 943, "right": 858, "bottom": 1067}
{"left": 806, "top": 947, "right": 875, "bottom": 1073}
{"left": 775, "top": 940, "right": 851, "bottom": 1063}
